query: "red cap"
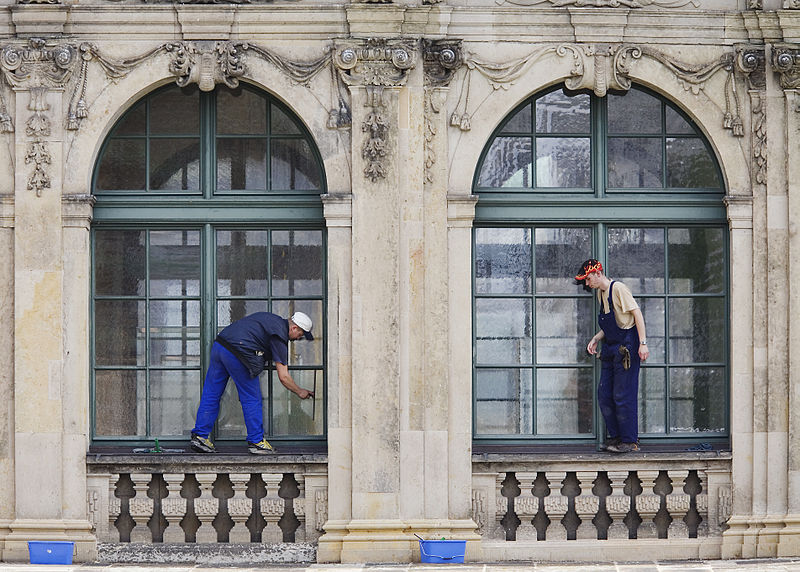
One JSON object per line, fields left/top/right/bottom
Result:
{"left": 575, "top": 260, "right": 603, "bottom": 280}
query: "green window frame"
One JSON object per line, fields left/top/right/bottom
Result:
{"left": 90, "top": 84, "right": 327, "bottom": 448}
{"left": 472, "top": 85, "right": 728, "bottom": 448}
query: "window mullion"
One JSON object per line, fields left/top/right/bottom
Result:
{"left": 201, "top": 92, "right": 215, "bottom": 200}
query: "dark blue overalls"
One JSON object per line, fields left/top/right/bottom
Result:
{"left": 597, "top": 281, "right": 640, "bottom": 444}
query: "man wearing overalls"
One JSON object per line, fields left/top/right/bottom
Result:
{"left": 575, "top": 260, "right": 649, "bottom": 453}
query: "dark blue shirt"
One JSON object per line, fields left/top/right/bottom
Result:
{"left": 216, "top": 312, "right": 289, "bottom": 379}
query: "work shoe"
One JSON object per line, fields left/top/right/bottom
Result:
{"left": 248, "top": 438, "right": 276, "bottom": 455}
{"left": 598, "top": 437, "right": 621, "bottom": 452}
{"left": 190, "top": 433, "right": 215, "bottom": 453}
{"left": 607, "top": 441, "right": 640, "bottom": 453}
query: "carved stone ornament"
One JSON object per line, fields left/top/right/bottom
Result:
{"left": 748, "top": 0, "right": 763, "bottom": 9}
{"left": 165, "top": 41, "right": 246, "bottom": 91}
{"left": 423, "top": 39, "right": 463, "bottom": 88}
{"left": 334, "top": 39, "right": 418, "bottom": 182}
{"left": 771, "top": 45, "right": 800, "bottom": 89}
{"left": 784, "top": 0, "right": 800, "bottom": 8}
{"left": 735, "top": 45, "right": 766, "bottom": 90}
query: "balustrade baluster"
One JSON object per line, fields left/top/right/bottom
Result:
{"left": 261, "top": 473, "right": 284, "bottom": 543}
{"left": 194, "top": 473, "right": 219, "bottom": 543}
{"left": 229, "top": 473, "right": 252, "bottom": 543}
{"left": 542, "top": 471, "right": 568, "bottom": 540}
{"left": 606, "top": 470, "right": 630, "bottom": 539}
{"left": 129, "top": 474, "right": 154, "bottom": 543}
{"left": 162, "top": 474, "right": 187, "bottom": 543}
{"left": 108, "top": 473, "right": 121, "bottom": 542}
{"left": 637, "top": 470, "right": 660, "bottom": 538}
{"left": 666, "top": 470, "right": 690, "bottom": 538}
{"left": 575, "top": 471, "right": 599, "bottom": 539}
{"left": 514, "top": 472, "right": 537, "bottom": 540}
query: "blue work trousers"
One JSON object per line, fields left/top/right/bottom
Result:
{"left": 597, "top": 355, "right": 640, "bottom": 444}
{"left": 192, "top": 342, "right": 264, "bottom": 443}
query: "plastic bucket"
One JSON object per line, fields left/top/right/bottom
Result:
{"left": 418, "top": 539, "right": 466, "bottom": 563}
{"left": 27, "top": 541, "right": 75, "bottom": 565}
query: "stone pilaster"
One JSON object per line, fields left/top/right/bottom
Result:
{"left": 2, "top": 37, "right": 94, "bottom": 563}
{"left": 0, "top": 196, "right": 13, "bottom": 563}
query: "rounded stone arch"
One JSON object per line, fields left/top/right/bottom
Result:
{"left": 65, "top": 66, "right": 346, "bottom": 193}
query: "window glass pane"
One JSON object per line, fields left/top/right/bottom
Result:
{"left": 477, "top": 137, "right": 532, "bottom": 188}
{"left": 271, "top": 139, "right": 321, "bottom": 190}
{"left": 669, "top": 297, "right": 725, "bottom": 363}
{"left": 271, "top": 104, "right": 302, "bottom": 135}
{"left": 501, "top": 104, "right": 531, "bottom": 133}
{"left": 534, "top": 227, "right": 592, "bottom": 293}
{"left": 149, "top": 300, "right": 201, "bottom": 367}
{"left": 535, "top": 298, "right": 593, "bottom": 364}
{"left": 271, "top": 230, "right": 323, "bottom": 296}
{"left": 95, "top": 140, "right": 146, "bottom": 191}
{"left": 639, "top": 367, "right": 666, "bottom": 434}
{"left": 475, "top": 368, "right": 532, "bottom": 434}
{"left": 216, "top": 139, "right": 267, "bottom": 191}
{"left": 607, "top": 228, "right": 665, "bottom": 294}
{"left": 640, "top": 298, "right": 665, "bottom": 363}
{"left": 665, "top": 107, "right": 695, "bottom": 134}
{"left": 271, "top": 299, "right": 323, "bottom": 366}
{"left": 217, "top": 379, "right": 247, "bottom": 438}
{"left": 669, "top": 367, "right": 725, "bottom": 432}
{"left": 535, "top": 368, "right": 593, "bottom": 435}
{"left": 666, "top": 138, "right": 721, "bottom": 188}
{"left": 272, "top": 370, "right": 323, "bottom": 435}
{"left": 149, "top": 88, "right": 199, "bottom": 135}
{"left": 150, "top": 139, "right": 200, "bottom": 191}
{"left": 608, "top": 89, "right": 661, "bottom": 134}
{"left": 668, "top": 228, "right": 725, "bottom": 293}
{"left": 475, "top": 228, "right": 532, "bottom": 295}
{"left": 150, "top": 370, "right": 200, "bottom": 437}
{"left": 114, "top": 104, "right": 146, "bottom": 136}
{"left": 607, "top": 138, "right": 662, "bottom": 188}
{"left": 94, "top": 230, "right": 145, "bottom": 296}
{"left": 95, "top": 370, "right": 146, "bottom": 436}
{"left": 150, "top": 230, "right": 201, "bottom": 296}
{"left": 536, "top": 91, "right": 589, "bottom": 134}
{"left": 535, "top": 138, "right": 590, "bottom": 188}
{"left": 217, "top": 88, "right": 267, "bottom": 135}
{"left": 95, "top": 300, "right": 145, "bottom": 366}
{"left": 475, "top": 298, "right": 532, "bottom": 365}
{"left": 217, "top": 300, "right": 269, "bottom": 328}
{"left": 217, "top": 230, "right": 268, "bottom": 297}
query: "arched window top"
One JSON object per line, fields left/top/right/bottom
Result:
{"left": 474, "top": 85, "right": 723, "bottom": 194}
{"left": 93, "top": 83, "right": 325, "bottom": 196}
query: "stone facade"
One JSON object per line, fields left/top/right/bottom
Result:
{"left": 0, "top": 0, "right": 798, "bottom": 565}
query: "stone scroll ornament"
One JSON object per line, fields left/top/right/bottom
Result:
{"left": 333, "top": 39, "right": 417, "bottom": 182}
{"left": 736, "top": 46, "right": 767, "bottom": 189}
{"left": 423, "top": 40, "right": 463, "bottom": 184}
{"left": 452, "top": 43, "right": 744, "bottom": 137}
{"left": 772, "top": 45, "right": 800, "bottom": 89}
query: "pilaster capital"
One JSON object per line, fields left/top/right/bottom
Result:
{"left": 61, "top": 194, "right": 96, "bottom": 229}
{"left": 423, "top": 39, "right": 463, "bottom": 88}
{"left": 0, "top": 37, "right": 76, "bottom": 89}
{"left": 447, "top": 194, "right": 478, "bottom": 228}
{"left": 333, "top": 38, "right": 417, "bottom": 88}
{"left": 322, "top": 193, "right": 353, "bottom": 228}
{"left": 735, "top": 45, "right": 766, "bottom": 90}
{"left": 771, "top": 44, "right": 800, "bottom": 89}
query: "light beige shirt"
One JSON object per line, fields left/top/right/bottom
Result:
{"left": 597, "top": 280, "right": 639, "bottom": 329}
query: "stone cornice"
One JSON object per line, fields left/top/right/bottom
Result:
{"left": 62, "top": 193, "right": 96, "bottom": 229}
{"left": 321, "top": 194, "right": 353, "bottom": 228}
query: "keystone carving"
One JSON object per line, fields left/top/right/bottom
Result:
{"left": 772, "top": 45, "right": 800, "bottom": 89}
{"left": 334, "top": 39, "right": 417, "bottom": 182}
{"left": 165, "top": 41, "right": 246, "bottom": 92}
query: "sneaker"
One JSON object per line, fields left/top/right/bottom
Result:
{"left": 190, "top": 432, "right": 215, "bottom": 453}
{"left": 248, "top": 438, "right": 276, "bottom": 455}
{"left": 607, "top": 441, "right": 640, "bottom": 453}
{"left": 598, "top": 437, "right": 621, "bottom": 452}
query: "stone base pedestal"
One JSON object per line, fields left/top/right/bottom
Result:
{"left": 319, "top": 518, "right": 481, "bottom": 563}
{"left": 777, "top": 515, "right": 800, "bottom": 557}
{"left": 2, "top": 519, "right": 96, "bottom": 563}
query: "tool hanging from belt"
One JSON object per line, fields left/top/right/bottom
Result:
{"left": 618, "top": 345, "right": 631, "bottom": 370}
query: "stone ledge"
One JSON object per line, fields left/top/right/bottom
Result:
{"left": 96, "top": 542, "right": 315, "bottom": 565}
{"left": 86, "top": 452, "right": 328, "bottom": 474}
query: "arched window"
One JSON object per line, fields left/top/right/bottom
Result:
{"left": 91, "top": 84, "right": 326, "bottom": 448}
{"left": 472, "top": 85, "right": 727, "bottom": 447}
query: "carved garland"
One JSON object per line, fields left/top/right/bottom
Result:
{"left": 452, "top": 43, "right": 744, "bottom": 138}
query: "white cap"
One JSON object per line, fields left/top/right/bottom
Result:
{"left": 291, "top": 311, "right": 314, "bottom": 340}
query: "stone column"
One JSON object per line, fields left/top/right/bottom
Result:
{"left": 2, "top": 37, "right": 94, "bottom": 562}
{"left": 775, "top": 46, "right": 800, "bottom": 557}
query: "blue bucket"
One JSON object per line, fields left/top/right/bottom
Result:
{"left": 418, "top": 539, "right": 466, "bottom": 563}
{"left": 28, "top": 541, "right": 75, "bottom": 565}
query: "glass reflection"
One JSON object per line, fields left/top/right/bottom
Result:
{"left": 666, "top": 138, "right": 721, "bottom": 188}
{"left": 95, "top": 370, "right": 146, "bottom": 436}
{"left": 475, "top": 368, "right": 532, "bottom": 434}
{"left": 475, "top": 228, "right": 532, "bottom": 295}
{"left": 638, "top": 367, "right": 666, "bottom": 433}
{"left": 95, "top": 300, "right": 145, "bottom": 367}
{"left": 216, "top": 139, "right": 268, "bottom": 191}
{"left": 535, "top": 368, "right": 593, "bottom": 434}
{"left": 501, "top": 104, "right": 532, "bottom": 133}
{"left": 217, "top": 230, "right": 268, "bottom": 297}
{"left": 150, "top": 370, "right": 200, "bottom": 436}
{"left": 668, "top": 228, "right": 725, "bottom": 293}
{"left": 475, "top": 298, "right": 532, "bottom": 365}
{"left": 607, "top": 138, "right": 662, "bottom": 188}
{"left": 536, "top": 91, "right": 589, "bottom": 133}
{"left": 608, "top": 89, "right": 660, "bottom": 134}
{"left": 149, "top": 300, "right": 201, "bottom": 367}
{"left": 150, "top": 139, "right": 200, "bottom": 191}
{"left": 669, "top": 367, "right": 725, "bottom": 432}
{"left": 271, "top": 230, "right": 323, "bottom": 297}
{"left": 607, "top": 228, "right": 665, "bottom": 294}
{"left": 95, "top": 230, "right": 146, "bottom": 296}
{"left": 534, "top": 227, "right": 592, "bottom": 293}
{"left": 669, "top": 297, "right": 725, "bottom": 363}
{"left": 535, "top": 298, "right": 593, "bottom": 364}
{"left": 536, "top": 138, "right": 590, "bottom": 187}
{"left": 150, "top": 230, "right": 201, "bottom": 297}
{"left": 477, "top": 137, "right": 532, "bottom": 188}
{"left": 271, "top": 370, "right": 324, "bottom": 435}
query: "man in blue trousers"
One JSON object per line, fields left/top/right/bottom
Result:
{"left": 575, "top": 260, "right": 648, "bottom": 453}
{"left": 190, "top": 311, "right": 315, "bottom": 454}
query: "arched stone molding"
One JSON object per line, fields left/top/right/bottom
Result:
{"left": 53, "top": 40, "right": 350, "bottom": 194}
{"left": 445, "top": 43, "right": 751, "bottom": 196}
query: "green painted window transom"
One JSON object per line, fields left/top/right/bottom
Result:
{"left": 91, "top": 84, "right": 326, "bottom": 446}
{"left": 473, "top": 86, "right": 728, "bottom": 446}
